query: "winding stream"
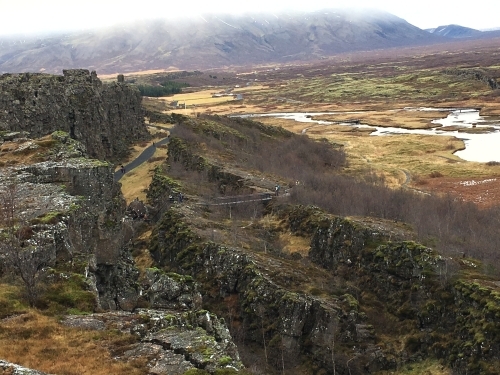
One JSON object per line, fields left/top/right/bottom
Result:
{"left": 239, "top": 109, "right": 500, "bottom": 163}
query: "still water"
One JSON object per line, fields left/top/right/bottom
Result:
{"left": 239, "top": 108, "right": 500, "bottom": 163}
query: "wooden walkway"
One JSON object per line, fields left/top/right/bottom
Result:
{"left": 199, "top": 192, "right": 273, "bottom": 206}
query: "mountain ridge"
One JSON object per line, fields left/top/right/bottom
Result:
{"left": 426, "top": 24, "right": 483, "bottom": 38}
{"left": 0, "top": 9, "right": 445, "bottom": 74}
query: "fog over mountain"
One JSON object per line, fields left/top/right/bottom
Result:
{"left": 426, "top": 25, "right": 483, "bottom": 38}
{"left": 0, "top": 9, "right": 446, "bottom": 74}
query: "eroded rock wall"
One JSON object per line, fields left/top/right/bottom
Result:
{"left": 1, "top": 156, "right": 140, "bottom": 311}
{"left": 149, "top": 208, "right": 389, "bottom": 374}
{"left": 283, "top": 205, "right": 500, "bottom": 375}
{"left": 0, "top": 69, "right": 149, "bottom": 160}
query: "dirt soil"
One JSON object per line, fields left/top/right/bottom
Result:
{"left": 415, "top": 176, "right": 500, "bottom": 208}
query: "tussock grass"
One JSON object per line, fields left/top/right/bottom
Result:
{"left": 0, "top": 311, "right": 145, "bottom": 375}
{"left": 119, "top": 145, "right": 168, "bottom": 204}
{"left": 0, "top": 284, "right": 28, "bottom": 318}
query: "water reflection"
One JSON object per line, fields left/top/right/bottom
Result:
{"left": 238, "top": 109, "right": 500, "bottom": 162}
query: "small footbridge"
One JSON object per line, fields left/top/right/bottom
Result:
{"left": 200, "top": 192, "right": 273, "bottom": 206}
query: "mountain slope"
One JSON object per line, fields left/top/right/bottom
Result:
{"left": 0, "top": 9, "right": 444, "bottom": 74}
{"left": 427, "top": 24, "right": 483, "bottom": 38}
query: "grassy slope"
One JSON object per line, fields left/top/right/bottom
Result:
{"left": 0, "top": 285, "right": 145, "bottom": 375}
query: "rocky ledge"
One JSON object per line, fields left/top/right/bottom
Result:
{"left": 62, "top": 309, "right": 242, "bottom": 375}
{"left": 0, "top": 360, "right": 50, "bottom": 375}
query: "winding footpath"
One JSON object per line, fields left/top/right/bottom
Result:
{"left": 114, "top": 136, "right": 170, "bottom": 182}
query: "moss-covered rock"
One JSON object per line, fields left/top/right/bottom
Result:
{"left": 281, "top": 205, "right": 500, "bottom": 374}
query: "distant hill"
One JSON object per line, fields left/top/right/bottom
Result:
{"left": 426, "top": 24, "right": 483, "bottom": 38}
{"left": 0, "top": 9, "right": 444, "bottom": 74}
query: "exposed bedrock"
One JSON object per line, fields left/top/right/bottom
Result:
{"left": 0, "top": 69, "right": 150, "bottom": 161}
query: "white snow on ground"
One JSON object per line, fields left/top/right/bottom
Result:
{"left": 459, "top": 179, "right": 497, "bottom": 186}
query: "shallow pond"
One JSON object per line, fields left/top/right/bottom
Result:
{"left": 239, "top": 108, "right": 500, "bottom": 163}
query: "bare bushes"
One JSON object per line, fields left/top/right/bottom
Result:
{"left": 170, "top": 115, "right": 500, "bottom": 272}
{"left": 170, "top": 116, "right": 346, "bottom": 180}
{"left": 289, "top": 169, "right": 500, "bottom": 271}
{"left": 0, "top": 183, "right": 51, "bottom": 306}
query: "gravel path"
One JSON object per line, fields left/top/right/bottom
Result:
{"left": 114, "top": 136, "right": 170, "bottom": 181}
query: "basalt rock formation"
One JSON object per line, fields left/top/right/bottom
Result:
{"left": 142, "top": 114, "right": 500, "bottom": 374}
{"left": 0, "top": 135, "right": 139, "bottom": 311}
{"left": 62, "top": 308, "right": 242, "bottom": 374}
{"left": 0, "top": 69, "right": 149, "bottom": 161}
{"left": 0, "top": 131, "right": 242, "bottom": 374}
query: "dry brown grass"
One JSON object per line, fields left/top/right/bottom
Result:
{"left": 162, "top": 89, "right": 236, "bottom": 105}
{"left": 0, "top": 311, "right": 145, "bottom": 375}
{"left": 312, "top": 109, "right": 448, "bottom": 129}
{"left": 119, "top": 145, "right": 168, "bottom": 204}
{"left": 0, "top": 135, "right": 56, "bottom": 167}
{"left": 256, "top": 116, "right": 500, "bottom": 188}
{"left": 278, "top": 232, "right": 310, "bottom": 257}
{"left": 134, "top": 230, "right": 154, "bottom": 271}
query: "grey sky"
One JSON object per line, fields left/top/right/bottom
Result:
{"left": 0, "top": 0, "right": 499, "bottom": 36}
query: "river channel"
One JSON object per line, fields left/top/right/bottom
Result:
{"left": 239, "top": 109, "right": 500, "bottom": 163}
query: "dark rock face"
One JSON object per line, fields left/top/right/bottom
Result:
{"left": 0, "top": 69, "right": 149, "bottom": 160}
{"left": 142, "top": 268, "right": 202, "bottom": 310}
{"left": 149, "top": 209, "right": 388, "bottom": 374}
{"left": 1, "top": 154, "right": 140, "bottom": 311}
{"left": 148, "top": 202, "right": 500, "bottom": 374}
{"left": 287, "top": 206, "right": 500, "bottom": 375}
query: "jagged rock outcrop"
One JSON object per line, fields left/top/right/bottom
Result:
{"left": 0, "top": 69, "right": 149, "bottom": 161}
{"left": 142, "top": 268, "right": 202, "bottom": 310}
{"left": 146, "top": 197, "right": 500, "bottom": 374}
{"left": 148, "top": 208, "right": 391, "bottom": 374}
{"left": 0, "top": 135, "right": 140, "bottom": 311}
{"left": 62, "top": 309, "right": 242, "bottom": 374}
{"left": 282, "top": 205, "right": 500, "bottom": 375}
{"left": 0, "top": 360, "right": 50, "bottom": 375}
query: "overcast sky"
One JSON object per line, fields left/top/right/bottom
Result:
{"left": 0, "top": 0, "right": 499, "bottom": 36}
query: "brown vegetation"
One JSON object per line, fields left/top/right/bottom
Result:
{"left": 0, "top": 311, "right": 145, "bottom": 375}
{"left": 169, "top": 116, "right": 500, "bottom": 275}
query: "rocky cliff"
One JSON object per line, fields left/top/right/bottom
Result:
{"left": 143, "top": 126, "right": 500, "bottom": 374}
{"left": 146, "top": 199, "right": 500, "bottom": 374}
{"left": 282, "top": 205, "right": 500, "bottom": 374}
{"left": 0, "top": 132, "right": 243, "bottom": 375}
{"left": 0, "top": 69, "right": 149, "bottom": 161}
{"left": 0, "top": 136, "right": 139, "bottom": 311}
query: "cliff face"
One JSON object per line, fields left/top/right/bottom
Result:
{"left": 283, "top": 205, "right": 500, "bottom": 375}
{"left": 3, "top": 154, "right": 139, "bottom": 311}
{"left": 0, "top": 133, "right": 243, "bottom": 375}
{"left": 148, "top": 207, "right": 390, "bottom": 374}
{"left": 0, "top": 69, "right": 149, "bottom": 161}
